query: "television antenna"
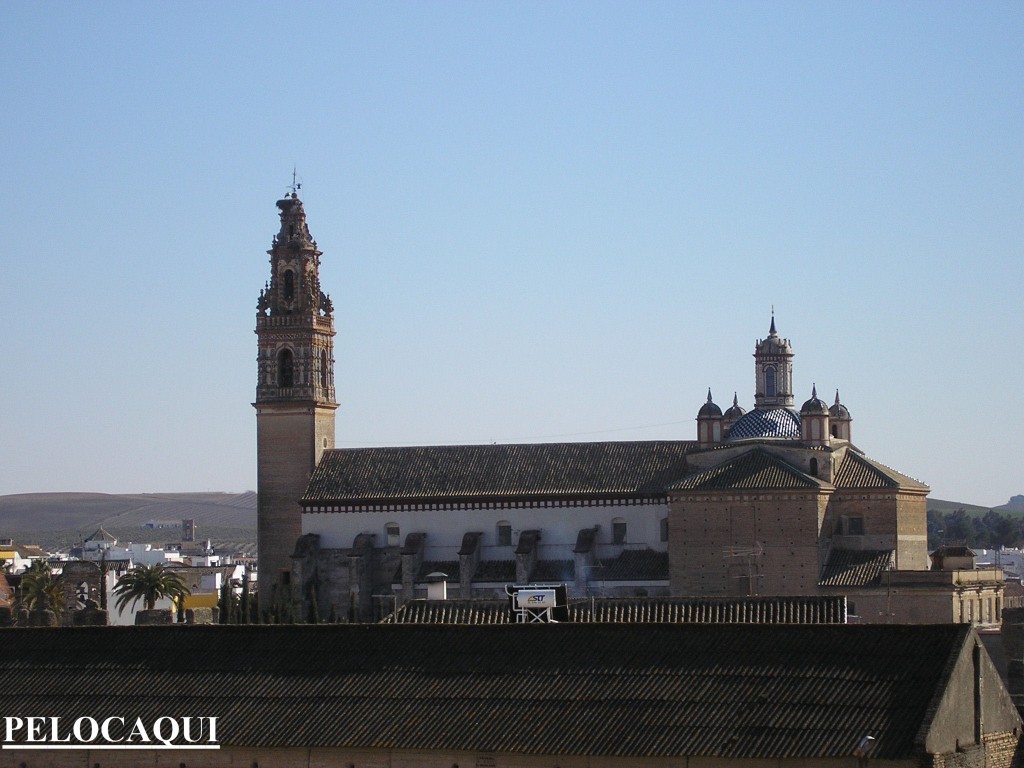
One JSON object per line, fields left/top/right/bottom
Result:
{"left": 723, "top": 542, "right": 765, "bottom": 596}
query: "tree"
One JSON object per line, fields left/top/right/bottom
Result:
{"left": 239, "top": 572, "right": 251, "bottom": 625}
{"left": 112, "top": 563, "right": 191, "bottom": 613}
{"left": 218, "top": 578, "right": 236, "bottom": 624}
{"left": 20, "top": 561, "right": 63, "bottom": 615}
{"left": 942, "top": 508, "right": 972, "bottom": 544}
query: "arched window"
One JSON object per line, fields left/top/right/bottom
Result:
{"left": 283, "top": 270, "right": 295, "bottom": 301}
{"left": 809, "top": 458, "right": 819, "bottom": 477}
{"left": 496, "top": 521, "right": 512, "bottom": 546}
{"left": 612, "top": 517, "right": 627, "bottom": 545}
{"left": 764, "top": 366, "right": 777, "bottom": 398}
{"left": 278, "top": 349, "right": 294, "bottom": 388}
{"left": 320, "top": 349, "right": 329, "bottom": 389}
{"left": 385, "top": 522, "right": 400, "bottom": 547}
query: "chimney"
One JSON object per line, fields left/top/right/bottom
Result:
{"left": 426, "top": 572, "right": 448, "bottom": 601}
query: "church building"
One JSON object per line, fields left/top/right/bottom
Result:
{"left": 254, "top": 192, "right": 1003, "bottom": 624}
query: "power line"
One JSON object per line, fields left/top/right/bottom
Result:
{"left": 337, "top": 419, "right": 693, "bottom": 447}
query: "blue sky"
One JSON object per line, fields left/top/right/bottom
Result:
{"left": 1, "top": 2, "right": 1021, "bottom": 506}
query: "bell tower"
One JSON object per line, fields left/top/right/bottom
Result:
{"left": 254, "top": 189, "right": 337, "bottom": 612}
{"left": 753, "top": 315, "right": 794, "bottom": 409}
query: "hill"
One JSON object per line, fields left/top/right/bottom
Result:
{"left": 927, "top": 498, "right": 1024, "bottom": 518}
{"left": 0, "top": 491, "right": 256, "bottom": 553}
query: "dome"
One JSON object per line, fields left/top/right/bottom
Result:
{"left": 723, "top": 393, "right": 746, "bottom": 421}
{"left": 829, "top": 390, "right": 851, "bottom": 420}
{"left": 800, "top": 385, "right": 829, "bottom": 416}
{"left": 698, "top": 389, "right": 722, "bottom": 418}
{"left": 726, "top": 407, "right": 801, "bottom": 440}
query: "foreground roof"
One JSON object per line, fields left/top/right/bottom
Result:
{"left": 304, "top": 441, "right": 694, "bottom": 504}
{"left": 0, "top": 623, "right": 973, "bottom": 758}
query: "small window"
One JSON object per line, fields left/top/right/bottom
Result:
{"left": 385, "top": 523, "right": 400, "bottom": 547}
{"left": 830, "top": 424, "right": 838, "bottom": 437}
{"left": 497, "top": 521, "right": 511, "bottom": 546}
{"left": 612, "top": 517, "right": 626, "bottom": 545}
{"left": 278, "top": 349, "right": 294, "bottom": 388}
{"left": 809, "top": 458, "right": 819, "bottom": 477}
{"left": 660, "top": 518, "right": 669, "bottom": 543}
{"left": 283, "top": 270, "right": 295, "bottom": 301}
{"left": 847, "top": 517, "right": 864, "bottom": 536}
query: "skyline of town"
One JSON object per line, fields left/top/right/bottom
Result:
{"left": 1, "top": 3, "right": 1020, "bottom": 506}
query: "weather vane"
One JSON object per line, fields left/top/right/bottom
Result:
{"left": 288, "top": 167, "right": 302, "bottom": 196}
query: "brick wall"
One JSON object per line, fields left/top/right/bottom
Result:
{"left": 669, "top": 491, "right": 827, "bottom": 597}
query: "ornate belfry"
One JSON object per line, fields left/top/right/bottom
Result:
{"left": 254, "top": 190, "right": 338, "bottom": 611}
{"left": 753, "top": 314, "right": 794, "bottom": 409}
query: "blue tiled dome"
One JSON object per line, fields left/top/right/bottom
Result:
{"left": 726, "top": 407, "right": 801, "bottom": 440}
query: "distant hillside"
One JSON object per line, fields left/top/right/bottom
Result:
{"left": 928, "top": 498, "right": 1024, "bottom": 517}
{"left": 0, "top": 492, "right": 256, "bottom": 552}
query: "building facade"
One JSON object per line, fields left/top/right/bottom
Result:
{"left": 252, "top": 193, "right": 1002, "bottom": 624}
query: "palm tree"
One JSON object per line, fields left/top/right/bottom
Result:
{"left": 20, "top": 561, "right": 64, "bottom": 614}
{"left": 112, "top": 563, "right": 191, "bottom": 613}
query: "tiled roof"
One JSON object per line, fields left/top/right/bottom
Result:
{"left": 303, "top": 441, "right": 694, "bottom": 504}
{"left": 85, "top": 527, "right": 116, "bottom": 542}
{"left": 597, "top": 548, "right": 669, "bottom": 580}
{"left": 573, "top": 595, "right": 847, "bottom": 624}
{"left": 473, "top": 559, "right": 516, "bottom": 582}
{"left": 393, "top": 560, "right": 461, "bottom": 583}
{"left": 834, "top": 451, "right": 929, "bottom": 492}
{"left": 819, "top": 548, "right": 893, "bottom": 587}
{"left": 0, "top": 623, "right": 974, "bottom": 759}
{"left": 385, "top": 599, "right": 511, "bottom": 624}
{"left": 933, "top": 545, "right": 976, "bottom": 558}
{"left": 669, "top": 448, "right": 821, "bottom": 492}
{"left": 386, "top": 596, "right": 848, "bottom": 625}
{"left": 531, "top": 559, "right": 575, "bottom": 581}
